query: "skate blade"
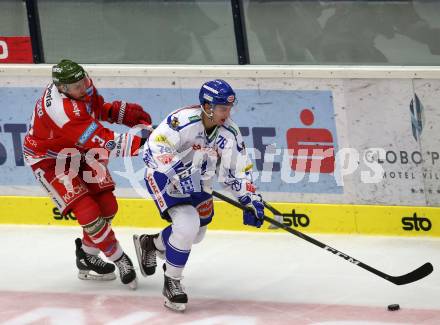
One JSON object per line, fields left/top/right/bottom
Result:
{"left": 78, "top": 270, "right": 116, "bottom": 281}
{"left": 126, "top": 277, "right": 138, "bottom": 290}
{"left": 164, "top": 298, "right": 186, "bottom": 312}
{"left": 133, "top": 235, "right": 148, "bottom": 277}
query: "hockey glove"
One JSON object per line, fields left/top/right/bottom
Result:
{"left": 238, "top": 193, "right": 264, "bottom": 228}
{"left": 109, "top": 101, "right": 152, "bottom": 127}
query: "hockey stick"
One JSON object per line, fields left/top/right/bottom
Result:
{"left": 212, "top": 190, "right": 433, "bottom": 286}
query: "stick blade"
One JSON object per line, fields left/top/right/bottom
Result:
{"left": 389, "top": 262, "right": 433, "bottom": 285}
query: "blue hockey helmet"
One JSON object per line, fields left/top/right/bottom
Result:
{"left": 199, "top": 79, "right": 236, "bottom": 106}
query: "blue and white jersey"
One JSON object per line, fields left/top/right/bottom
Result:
{"left": 143, "top": 105, "right": 255, "bottom": 199}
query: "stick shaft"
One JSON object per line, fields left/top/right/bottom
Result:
{"left": 212, "top": 191, "right": 433, "bottom": 285}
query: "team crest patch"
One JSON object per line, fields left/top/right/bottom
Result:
{"left": 170, "top": 116, "right": 180, "bottom": 130}
{"left": 227, "top": 95, "right": 235, "bottom": 103}
{"left": 105, "top": 140, "right": 116, "bottom": 150}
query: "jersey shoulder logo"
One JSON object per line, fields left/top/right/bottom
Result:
{"left": 169, "top": 116, "right": 180, "bottom": 130}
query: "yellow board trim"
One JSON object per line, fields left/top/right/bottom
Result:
{"left": 0, "top": 196, "right": 438, "bottom": 237}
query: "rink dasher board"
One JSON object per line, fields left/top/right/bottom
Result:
{"left": 1, "top": 68, "right": 440, "bottom": 207}
{"left": 0, "top": 196, "right": 438, "bottom": 237}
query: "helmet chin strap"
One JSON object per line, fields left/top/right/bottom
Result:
{"left": 201, "top": 104, "right": 214, "bottom": 120}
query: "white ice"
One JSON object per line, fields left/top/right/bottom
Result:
{"left": 0, "top": 225, "right": 439, "bottom": 324}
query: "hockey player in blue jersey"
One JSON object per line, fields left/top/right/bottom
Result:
{"left": 133, "top": 79, "right": 265, "bottom": 311}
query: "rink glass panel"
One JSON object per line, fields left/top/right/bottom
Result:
{"left": 0, "top": 1, "right": 29, "bottom": 36}
{"left": 243, "top": 0, "right": 440, "bottom": 65}
{"left": 36, "top": 0, "right": 237, "bottom": 64}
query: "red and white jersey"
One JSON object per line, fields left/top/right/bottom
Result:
{"left": 23, "top": 83, "right": 142, "bottom": 165}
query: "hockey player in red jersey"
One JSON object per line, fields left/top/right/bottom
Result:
{"left": 23, "top": 59, "right": 152, "bottom": 289}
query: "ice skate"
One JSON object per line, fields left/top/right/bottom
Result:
{"left": 163, "top": 273, "right": 188, "bottom": 312}
{"left": 75, "top": 238, "right": 116, "bottom": 281}
{"left": 114, "top": 253, "right": 138, "bottom": 290}
{"left": 133, "top": 233, "right": 161, "bottom": 276}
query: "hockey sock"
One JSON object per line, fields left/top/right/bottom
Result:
{"left": 72, "top": 196, "right": 122, "bottom": 261}
{"left": 162, "top": 225, "right": 189, "bottom": 279}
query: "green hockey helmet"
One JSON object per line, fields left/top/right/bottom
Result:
{"left": 52, "top": 59, "right": 86, "bottom": 85}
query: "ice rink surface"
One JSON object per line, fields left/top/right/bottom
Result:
{"left": 0, "top": 225, "right": 439, "bottom": 324}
